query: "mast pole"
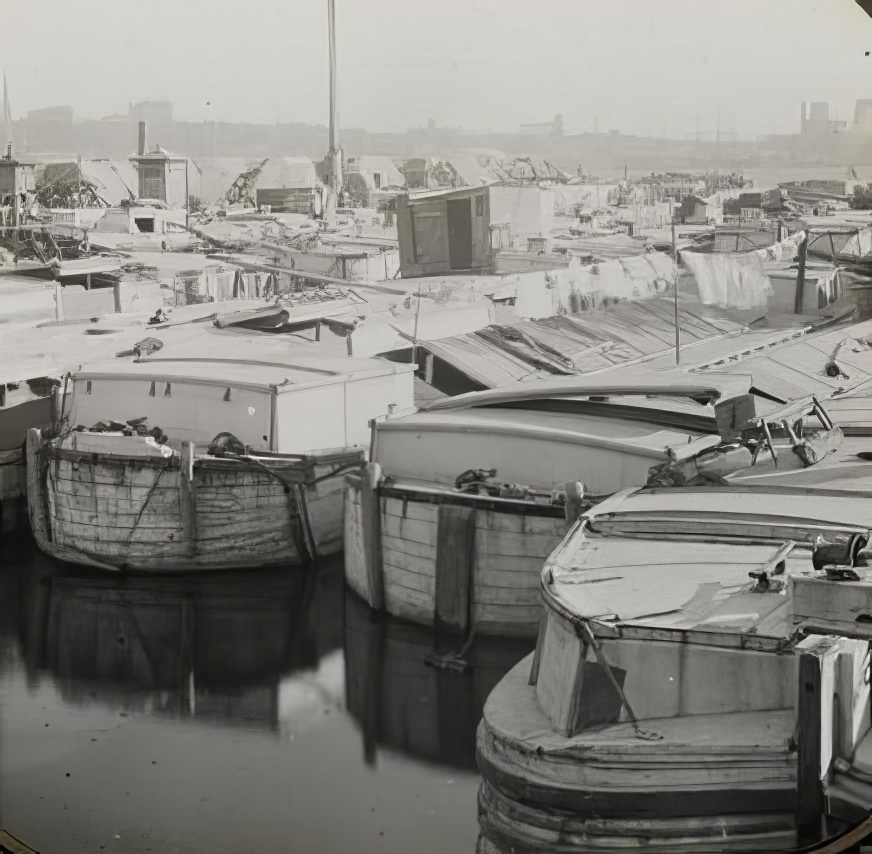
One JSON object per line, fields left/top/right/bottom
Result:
{"left": 672, "top": 215, "right": 680, "bottom": 366}
{"left": 327, "top": 0, "right": 341, "bottom": 205}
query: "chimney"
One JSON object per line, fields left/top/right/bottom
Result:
{"left": 138, "top": 121, "right": 146, "bottom": 156}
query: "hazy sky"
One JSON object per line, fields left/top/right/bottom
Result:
{"left": 5, "top": 0, "right": 872, "bottom": 137}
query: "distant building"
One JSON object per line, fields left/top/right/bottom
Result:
{"left": 26, "top": 105, "right": 73, "bottom": 122}
{"left": 855, "top": 99, "right": 872, "bottom": 129}
{"left": 800, "top": 101, "right": 847, "bottom": 135}
{"left": 129, "top": 99, "right": 174, "bottom": 125}
{"left": 23, "top": 105, "right": 74, "bottom": 153}
{"left": 519, "top": 114, "right": 563, "bottom": 136}
{"left": 0, "top": 148, "right": 36, "bottom": 228}
{"left": 129, "top": 145, "right": 198, "bottom": 207}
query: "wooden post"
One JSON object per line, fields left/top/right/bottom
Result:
{"left": 54, "top": 282, "right": 64, "bottom": 322}
{"left": 314, "top": 320, "right": 321, "bottom": 342}
{"left": 796, "top": 638, "right": 840, "bottom": 847}
{"left": 25, "top": 429, "right": 50, "bottom": 546}
{"left": 434, "top": 505, "right": 476, "bottom": 638}
{"left": 797, "top": 648, "right": 823, "bottom": 843}
{"left": 179, "top": 441, "right": 197, "bottom": 558}
{"left": 360, "top": 464, "right": 384, "bottom": 611}
{"left": 795, "top": 233, "right": 809, "bottom": 315}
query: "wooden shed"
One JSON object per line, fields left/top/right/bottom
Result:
{"left": 396, "top": 185, "right": 491, "bottom": 277}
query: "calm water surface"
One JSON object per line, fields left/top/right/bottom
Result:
{"left": 0, "top": 534, "right": 533, "bottom": 853}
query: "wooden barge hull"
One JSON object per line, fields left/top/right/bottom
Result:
{"left": 27, "top": 429, "right": 361, "bottom": 571}
{"left": 345, "top": 475, "right": 568, "bottom": 637}
{"left": 476, "top": 655, "right": 798, "bottom": 852}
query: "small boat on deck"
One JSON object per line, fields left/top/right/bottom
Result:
{"left": 477, "top": 486, "right": 872, "bottom": 853}
{"left": 26, "top": 339, "right": 414, "bottom": 571}
{"left": 344, "top": 377, "right": 842, "bottom": 638}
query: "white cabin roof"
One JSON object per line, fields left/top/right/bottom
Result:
{"left": 546, "top": 532, "right": 809, "bottom": 641}
{"left": 75, "top": 353, "right": 410, "bottom": 394}
{"left": 377, "top": 408, "right": 716, "bottom": 456}
{"left": 424, "top": 372, "right": 755, "bottom": 414}
{"left": 546, "top": 485, "right": 872, "bottom": 644}
{"left": 586, "top": 485, "right": 872, "bottom": 536}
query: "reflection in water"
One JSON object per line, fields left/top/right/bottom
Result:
{"left": 0, "top": 538, "right": 515, "bottom": 852}
{"left": 4, "top": 539, "right": 344, "bottom": 729}
{"left": 344, "top": 589, "right": 534, "bottom": 770}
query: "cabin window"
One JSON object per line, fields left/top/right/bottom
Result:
{"left": 164, "top": 383, "right": 172, "bottom": 397}
{"left": 134, "top": 217, "right": 155, "bottom": 234}
{"left": 373, "top": 172, "right": 382, "bottom": 189}
{"left": 85, "top": 380, "right": 92, "bottom": 394}
{"left": 138, "top": 165, "right": 165, "bottom": 201}
{"left": 149, "top": 381, "right": 156, "bottom": 397}
{"left": 223, "top": 388, "right": 232, "bottom": 401}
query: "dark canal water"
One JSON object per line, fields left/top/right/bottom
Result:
{"left": 0, "top": 533, "right": 534, "bottom": 853}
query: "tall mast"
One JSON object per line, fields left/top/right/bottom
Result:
{"left": 327, "top": 0, "right": 342, "bottom": 202}
{"left": 2, "top": 71, "right": 11, "bottom": 149}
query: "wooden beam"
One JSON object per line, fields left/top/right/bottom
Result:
{"left": 434, "top": 504, "right": 476, "bottom": 637}
{"left": 798, "top": 647, "right": 824, "bottom": 842}
{"left": 360, "top": 467, "right": 384, "bottom": 611}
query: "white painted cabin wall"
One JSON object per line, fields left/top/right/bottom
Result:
{"left": 595, "top": 636, "right": 796, "bottom": 719}
{"left": 536, "top": 611, "right": 797, "bottom": 729}
{"left": 69, "top": 378, "right": 272, "bottom": 450}
{"left": 275, "top": 384, "right": 347, "bottom": 453}
{"left": 376, "top": 428, "right": 664, "bottom": 494}
{"left": 344, "top": 373, "right": 414, "bottom": 450}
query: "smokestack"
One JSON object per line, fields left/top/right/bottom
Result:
{"left": 138, "top": 121, "right": 146, "bottom": 156}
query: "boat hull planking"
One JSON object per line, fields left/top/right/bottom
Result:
{"left": 28, "top": 429, "right": 361, "bottom": 571}
{"left": 345, "top": 478, "right": 567, "bottom": 637}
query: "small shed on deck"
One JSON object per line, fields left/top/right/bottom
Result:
{"left": 397, "top": 185, "right": 491, "bottom": 278}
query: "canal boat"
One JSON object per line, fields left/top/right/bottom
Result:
{"left": 26, "top": 337, "right": 414, "bottom": 571}
{"left": 477, "top": 485, "right": 872, "bottom": 852}
{"left": 344, "top": 377, "right": 840, "bottom": 638}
